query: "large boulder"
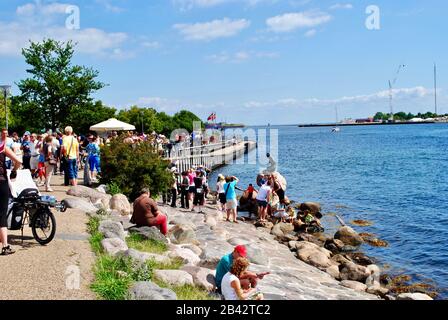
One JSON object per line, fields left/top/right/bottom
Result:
{"left": 128, "top": 226, "right": 168, "bottom": 244}
{"left": 181, "top": 266, "right": 216, "bottom": 291}
{"left": 154, "top": 270, "right": 194, "bottom": 286}
{"left": 271, "top": 222, "right": 295, "bottom": 238}
{"left": 169, "top": 225, "right": 197, "bottom": 244}
{"left": 67, "top": 185, "right": 111, "bottom": 209}
{"left": 295, "top": 241, "right": 333, "bottom": 269}
{"left": 366, "top": 285, "right": 389, "bottom": 297}
{"left": 334, "top": 226, "right": 364, "bottom": 246}
{"left": 98, "top": 220, "right": 126, "bottom": 240}
{"left": 227, "top": 237, "right": 253, "bottom": 246}
{"left": 199, "top": 241, "right": 234, "bottom": 269}
{"left": 62, "top": 197, "right": 97, "bottom": 213}
{"left": 298, "top": 233, "right": 325, "bottom": 246}
{"left": 119, "top": 249, "right": 171, "bottom": 265}
{"left": 110, "top": 194, "right": 131, "bottom": 216}
{"left": 339, "top": 262, "right": 369, "bottom": 282}
{"left": 169, "top": 217, "right": 197, "bottom": 230}
{"left": 341, "top": 280, "right": 367, "bottom": 292}
{"left": 347, "top": 252, "right": 374, "bottom": 266}
{"left": 179, "top": 244, "right": 202, "bottom": 256}
{"left": 101, "top": 238, "right": 128, "bottom": 257}
{"left": 128, "top": 281, "right": 177, "bottom": 300}
{"left": 299, "top": 202, "right": 321, "bottom": 214}
{"left": 254, "top": 221, "right": 274, "bottom": 231}
{"left": 204, "top": 216, "right": 217, "bottom": 228}
{"left": 331, "top": 254, "right": 352, "bottom": 265}
{"left": 326, "top": 265, "right": 341, "bottom": 280}
{"left": 167, "top": 247, "right": 200, "bottom": 266}
{"left": 246, "top": 244, "right": 269, "bottom": 266}
{"left": 396, "top": 293, "right": 433, "bottom": 300}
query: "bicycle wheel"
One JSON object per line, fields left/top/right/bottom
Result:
{"left": 31, "top": 207, "right": 57, "bottom": 245}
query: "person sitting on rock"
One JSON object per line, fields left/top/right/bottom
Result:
{"left": 221, "top": 257, "right": 264, "bottom": 300}
{"left": 215, "top": 245, "right": 269, "bottom": 294}
{"left": 130, "top": 188, "right": 168, "bottom": 235}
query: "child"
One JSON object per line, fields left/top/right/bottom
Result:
{"left": 246, "top": 184, "right": 255, "bottom": 200}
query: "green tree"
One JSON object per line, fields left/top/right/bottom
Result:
{"left": 117, "top": 106, "right": 162, "bottom": 134}
{"left": 66, "top": 101, "right": 117, "bottom": 134}
{"left": 172, "top": 110, "right": 203, "bottom": 132}
{"left": 15, "top": 39, "right": 106, "bottom": 130}
{"left": 0, "top": 98, "right": 15, "bottom": 130}
{"left": 373, "top": 112, "right": 385, "bottom": 121}
{"left": 100, "top": 136, "right": 173, "bottom": 201}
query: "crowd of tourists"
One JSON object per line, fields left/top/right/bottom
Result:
{"left": 0, "top": 127, "right": 104, "bottom": 192}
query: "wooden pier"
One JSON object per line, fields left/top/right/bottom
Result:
{"left": 167, "top": 140, "right": 257, "bottom": 173}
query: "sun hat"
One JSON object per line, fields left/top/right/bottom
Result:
{"left": 234, "top": 245, "right": 247, "bottom": 258}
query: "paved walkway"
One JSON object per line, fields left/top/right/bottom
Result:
{"left": 0, "top": 174, "right": 96, "bottom": 300}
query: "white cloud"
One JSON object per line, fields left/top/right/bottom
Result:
{"left": 142, "top": 41, "right": 161, "bottom": 49}
{"left": 95, "top": 0, "right": 125, "bottom": 13}
{"left": 206, "top": 50, "right": 278, "bottom": 63}
{"left": 243, "top": 87, "right": 433, "bottom": 109}
{"left": 329, "top": 3, "right": 353, "bottom": 10}
{"left": 173, "top": 18, "right": 250, "bottom": 41}
{"left": 266, "top": 11, "right": 332, "bottom": 33}
{"left": 0, "top": 2, "right": 129, "bottom": 58}
{"left": 17, "top": 2, "right": 70, "bottom": 16}
{"left": 172, "top": 0, "right": 276, "bottom": 10}
{"left": 304, "top": 29, "right": 316, "bottom": 37}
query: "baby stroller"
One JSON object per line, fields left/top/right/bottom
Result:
{"left": 6, "top": 170, "right": 66, "bottom": 245}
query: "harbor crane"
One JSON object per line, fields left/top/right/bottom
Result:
{"left": 388, "top": 64, "right": 406, "bottom": 122}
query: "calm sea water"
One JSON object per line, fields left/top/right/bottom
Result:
{"left": 209, "top": 124, "right": 448, "bottom": 298}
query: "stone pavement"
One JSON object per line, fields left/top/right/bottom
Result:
{"left": 0, "top": 174, "right": 96, "bottom": 300}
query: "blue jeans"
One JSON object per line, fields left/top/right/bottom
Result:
{"left": 88, "top": 155, "right": 101, "bottom": 173}
{"left": 67, "top": 159, "right": 78, "bottom": 180}
{"left": 5, "top": 160, "right": 11, "bottom": 170}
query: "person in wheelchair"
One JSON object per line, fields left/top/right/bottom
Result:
{"left": 1, "top": 135, "right": 22, "bottom": 256}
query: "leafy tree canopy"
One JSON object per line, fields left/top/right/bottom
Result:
{"left": 14, "top": 39, "right": 106, "bottom": 131}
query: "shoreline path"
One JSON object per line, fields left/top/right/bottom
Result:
{"left": 0, "top": 174, "right": 96, "bottom": 300}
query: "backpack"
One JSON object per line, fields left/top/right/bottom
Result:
{"left": 7, "top": 202, "right": 24, "bottom": 230}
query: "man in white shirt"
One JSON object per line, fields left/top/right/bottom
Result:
{"left": 256, "top": 181, "right": 272, "bottom": 222}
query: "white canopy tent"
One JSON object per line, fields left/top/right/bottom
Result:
{"left": 90, "top": 118, "right": 136, "bottom": 132}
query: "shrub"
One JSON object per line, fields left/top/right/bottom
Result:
{"left": 106, "top": 182, "right": 122, "bottom": 196}
{"left": 100, "top": 136, "right": 173, "bottom": 201}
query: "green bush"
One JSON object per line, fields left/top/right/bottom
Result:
{"left": 100, "top": 136, "right": 173, "bottom": 201}
{"left": 106, "top": 182, "right": 122, "bottom": 196}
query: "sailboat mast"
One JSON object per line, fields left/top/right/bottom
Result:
{"left": 434, "top": 63, "right": 438, "bottom": 115}
{"left": 335, "top": 106, "right": 339, "bottom": 125}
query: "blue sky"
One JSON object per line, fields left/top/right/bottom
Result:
{"left": 0, "top": 0, "right": 446, "bottom": 125}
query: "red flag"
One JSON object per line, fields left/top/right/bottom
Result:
{"left": 207, "top": 113, "right": 216, "bottom": 121}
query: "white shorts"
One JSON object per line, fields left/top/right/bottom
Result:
{"left": 30, "top": 156, "right": 39, "bottom": 170}
{"left": 226, "top": 199, "right": 238, "bottom": 210}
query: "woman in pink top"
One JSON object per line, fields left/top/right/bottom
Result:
{"left": 187, "top": 169, "right": 196, "bottom": 210}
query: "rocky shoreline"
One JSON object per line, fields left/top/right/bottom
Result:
{"left": 64, "top": 185, "right": 433, "bottom": 300}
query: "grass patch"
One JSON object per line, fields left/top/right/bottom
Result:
{"left": 153, "top": 278, "right": 215, "bottom": 300}
{"left": 87, "top": 216, "right": 103, "bottom": 254}
{"left": 87, "top": 215, "right": 212, "bottom": 300}
{"left": 126, "top": 233, "right": 168, "bottom": 254}
{"left": 153, "top": 257, "right": 184, "bottom": 270}
{"left": 91, "top": 255, "right": 153, "bottom": 300}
